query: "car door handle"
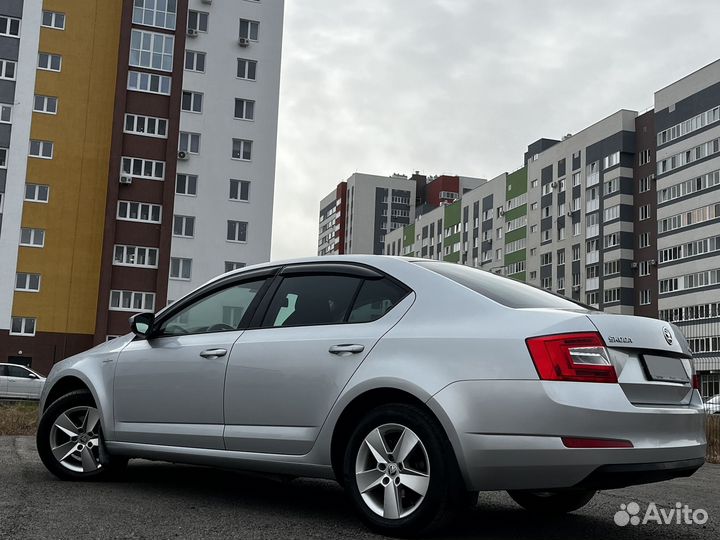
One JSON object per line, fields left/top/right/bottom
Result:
{"left": 199, "top": 348, "right": 227, "bottom": 359}
{"left": 329, "top": 344, "right": 365, "bottom": 355}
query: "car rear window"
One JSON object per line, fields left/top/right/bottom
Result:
{"left": 414, "top": 261, "right": 587, "bottom": 310}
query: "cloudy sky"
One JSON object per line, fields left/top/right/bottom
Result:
{"left": 271, "top": 0, "right": 720, "bottom": 260}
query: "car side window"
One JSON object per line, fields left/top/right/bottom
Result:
{"left": 7, "top": 365, "right": 32, "bottom": 378}
{"left": 262, "top": 275, "right": 362, "bottom": 328}
{"left": 159, "top": 279, "right": 266, "bottom": 336}
{"left": 347, "top": 278, "right": 409, "bottom": 323}
{"left": 0, "top": 365, "right": 7, "bottom": 377}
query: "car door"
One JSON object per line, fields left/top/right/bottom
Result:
{"left": 5, "top": 365, "right": 38, "bottom": 399}
{"left": 113, "top": 272, "right": 273, "bottom": 449}
{"left": 223, "top": 263, "right": 413, "bottom": 454}
{"left": 0, "top": 365, "right": 8, "bottom": 398}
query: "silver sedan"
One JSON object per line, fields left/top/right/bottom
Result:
{"left": 36, "top": 256, "right": 706, "bottom": 536}
{"left": 0, "top": 363, "right": 45, "bottom": 400}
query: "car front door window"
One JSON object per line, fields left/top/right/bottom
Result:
{"left": 160, "top": 279, "right": 266, "bottom": 335}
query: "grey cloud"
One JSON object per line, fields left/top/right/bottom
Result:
{"left": 272, "top": 0, "right": 720, "bottom": 259}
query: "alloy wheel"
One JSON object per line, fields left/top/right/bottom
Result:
{"left": 355, "top": 423, "right": 430, "bottom": 519}
{"left": 49, "top": 406, "right": 103, "bottom": 473}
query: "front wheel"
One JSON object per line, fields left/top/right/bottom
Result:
{"left": 507, "top": 489, "right": 596, "bottom": 514}
{"left": 343, "top": 403, "right": 465, "bottom": 536}
{"left": 37, "top": 390, "right": 127, "bottom": 481}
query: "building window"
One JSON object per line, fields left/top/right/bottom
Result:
{"left": 181, "top": 90, "right": 203, "bottom": 113}
{"left": 188, "top": 10, "right": 209, "bottom": 32}
{"left": 176, "top": 174, "right": 198, "bottom": 196}
{"left": 530, "top": 179, "right": 538, "bottom": 188}
{"left": 124, "top": 113, "right": 168, "bottom": 138}
{"left": 25, "top": 184, "right": 50, "bottom": 203}
{"left": 128, "top": 70, "right": 171, "bottom": 95}
{"left": 639, "top": 232, "right": 650, "bottom": 248}
{"left": 29, "top": 140, "right": 54, "bottom": 159}
{"left": 185, "top": 50, "right": 205, "bottom": 72}
{"left": 133, "top": 0, "right": 176, "bottom": 30}
{"left": 0, "top": 147, "right": 8, "bottom": 168}
{"left": 170, "top": 257, "right": 192, "bottom": 280}
{"left": 117, "top": 201, "right": 162, "bottom": 223}
{"left": 229, "top": 179, "right": 250, "bottom": 201}
{"left": 225, "top": 261, "right": 246, "bottom": 272}
{"left": 10, "top": 317, "right": 36, "bottom": 336}
{"left": 38, "top": 52, "right": 62, "bottom": 72}
{"left": 113, "top": 245, "right": 159, "bottom": 268}
{"left": 237, "top": 58, "right": 257, "bottom": 80}
{"left": 20, "top": 228, "right": 45, "bottom": 247}
{"left": 239, "top": 19, "right": 259, "bottom": 40}
{"left": 227, "top": 220, "right": 248, "bottom": 242}
{"left": 0, "top": 59, "right": 16, "bottom": 80}
{"left": 603, "top": 259, "right": 620, "bottom": 275}
{"left": 658, "top": 170, "right": 717, "bottom": 204}
{"left": 604, "top": 288, "right": 621, "bottom": 304}
{"left": 232, "top": 139, "right": 252, "bottom": 160}
{"left": 121, "top": 156, "right": 165, "bottom": 181}
{"left": 0, "top": 15, "right": 21, "bottom": 37}
{"left": 639, "top": 204, "right": 651, "bottom": 221}
{"left": 604, "top": 204, "right": 620, "bottom": 222}
{"left": 33, "top": 95, "right": 58, "bottom": 114}
{"left": 572, "top": 245, "right": 580, "bottom": 261}
{"left": 179, "top": 132, "right": 201, "bottom": 154}
{"left": 572, "top": 172, "right": 581, "bottom": 186}
{"left": 639, "top": 176, "right": 651, "bottom": 193}
{"left": 234, "top": 98, "right": 255, "bottom": 120}
{"left": 639, "top": 260, "right": 651, "bottom": 277}
{"left": 173, "top": 215, "right": 195, "bottom": 237}
{"left": 15, "top": 273, "right": 41, "bottom": 292}
{"left": 129, "top": 30, "right": 174, "bottom": 72}
{"left": 0, "top": 104, "right": 11, "bottom": 123}
{"left": 542, "top": 277, "right": 552, "bottom": 290}
{"left": 41, "top": 11, "right": 65, "bottom": 30}
{"left": 109, "top": 290, "right": 155, "bottom": 312}
{"left": 540, "top": 252, "right": 552, "bottom": 265}
{"left": 602, "top": 151, "right": 620, "bottom": 169}
{"left": 638, "top": 149, "right": 651, "bottom": 166}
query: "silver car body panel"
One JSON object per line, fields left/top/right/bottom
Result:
{"left": 40, "top": 255, "right": 706, "bottom": 490}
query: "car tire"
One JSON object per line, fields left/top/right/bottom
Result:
{"left": 507, "top": 489, "right": 596, "bottom": 514}
{"left": 343, "top": 403, "right": 465, "bottom": 537}
{"left": 37, "top": 390, "right": 127, "bottom": 481}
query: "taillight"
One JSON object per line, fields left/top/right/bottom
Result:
{"left": 526, "top": 332, "right": 617, "bottom": 383}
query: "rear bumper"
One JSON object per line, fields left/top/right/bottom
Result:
{"left": 428, "top": 380, "right": 707, "bottom": 491}
{"left": 573, "top": 457, "right": 704, "bottom": 490}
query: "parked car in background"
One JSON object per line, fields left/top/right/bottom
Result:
{"left": 0, "top": 363, "right": 46, "bottom": 400}
{"left": 36, "top": 256, "right": 706, "bottom": 536}
{"left": 704, "top": 394, "right": 720, "bottom": 414}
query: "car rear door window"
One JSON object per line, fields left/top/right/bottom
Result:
{"left": 262, "top": 275, "right": 362, "bottom": 327}
{"left": 348, "top": 278, "right": 409, "bottom": 323}
{"left": 0, "top": 365, "right": 7, "bottom": 376}
{"left": 415, "top": 260, "right": 586, "bottom": 310}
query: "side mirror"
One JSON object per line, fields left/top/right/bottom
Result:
{"left": 129, "top": 312, "right": 155, "bottom": 339}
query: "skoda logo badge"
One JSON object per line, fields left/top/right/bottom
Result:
{"left": 663, "top": 327, "right": 673, "bottom": 345}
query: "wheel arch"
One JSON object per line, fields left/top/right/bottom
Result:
{"left": 329, "top": 386, "right": 458, "bottom": 485}
{"left": 43, "top": 375, "right": 95, "bottom": 413}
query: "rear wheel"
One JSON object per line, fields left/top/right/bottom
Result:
{"left": 507, "top": 489, "right": 596, "bottom": 514}
{"left": 343, "top": 403, "right": 465, "bottom": 536}
{"left": 37, "top": 390, "right": 127, "bottom": 481}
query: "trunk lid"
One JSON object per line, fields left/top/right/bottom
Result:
{"left": 585, "top": 313, "right": 694, "bottom": 406}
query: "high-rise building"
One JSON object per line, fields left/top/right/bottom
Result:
{"left": 318, "top": 172, "right": 484, "bottom": 256}
{"left": 0, "top": 0, "right": 284, "bottom": 373}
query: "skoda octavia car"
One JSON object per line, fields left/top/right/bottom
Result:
{"left": 37, "top": 256, "right": 705, "bottom": 536}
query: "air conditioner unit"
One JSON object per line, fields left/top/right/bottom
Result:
{"left": 119, "top": 175, "right": 132, "bottom": 185}
{"left": 498, "top": 208, "right": 505, "bottom": 216}
{"left": 177, "top": 151, "right": 189, "bottom": 160}
{"left": 238, "top": 37, "right": 251, "bottom": 47}
{"left": 567, "top": 211, "right": 573, "bottom": 217}
{"left": 650, "top": 259, "right": 657, "bottom": 266}
{"left": 187, "top": 28, "right": 199, "bottom": 37}
{"left": 631, "top": 262, "right": 638, "bottom": 269}
{"left": 551, "top": 181, "right": 558, "bottom": 188}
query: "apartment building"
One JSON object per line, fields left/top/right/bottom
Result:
{"left": 320, "top": 172, "right": 485, "bottom": 256}
{"left": 0, "top": 0, "right": 284, "bottom": 374}
{"left": 317, "top": 173, "right": 416, "bottom": 256}
{"left": 654, "top": 60, "right": 720, "bottom": 397}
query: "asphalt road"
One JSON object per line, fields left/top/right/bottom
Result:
{"left": 0, "top": 436, "right": 717, "bottom": 540}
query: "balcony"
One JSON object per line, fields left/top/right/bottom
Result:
{"left": 586, "top": 224, "right": 599, "bottom": 238}
{"left": 586, "top": 277, "right": 599, "bottom": 290}
{"left": 586, "top": 250, "right": 599, "bottom": 264}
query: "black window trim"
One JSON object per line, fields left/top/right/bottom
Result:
{"left": 248, "top": 262, "right": 413, "bottom": 330}
{"left": 148, "top": 266, "right": 280, "bottom": 338}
